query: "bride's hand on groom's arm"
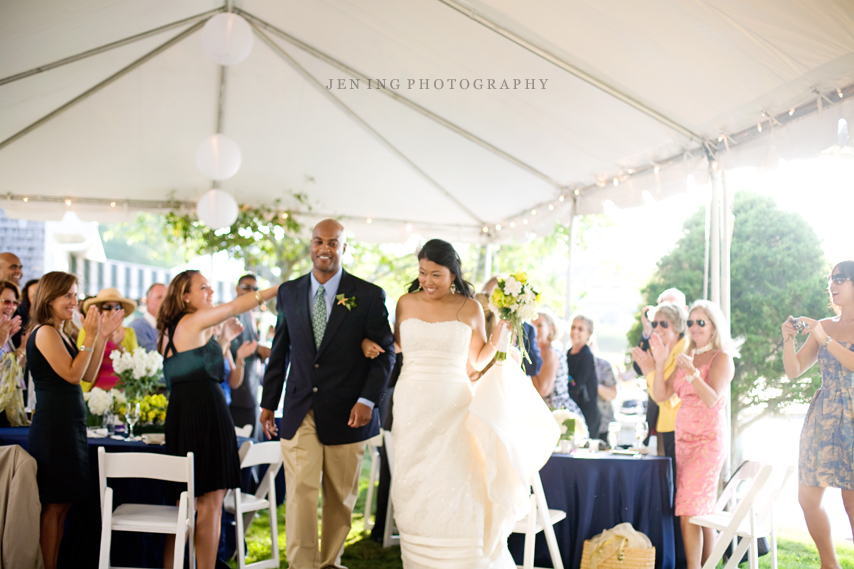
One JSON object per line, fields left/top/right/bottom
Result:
{"left": 361, "top": 338, "right": 385, "bottom": 359}
{"left": 348, "top": 402, "right": 372, "bottom": 428}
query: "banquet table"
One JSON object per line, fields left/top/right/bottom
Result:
{"left": 0, "top": 426, "right": 251, "bottom": 568}
{"left": 507, "top": 451, "right": 675, "bottom": 569}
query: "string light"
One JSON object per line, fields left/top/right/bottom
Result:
{"left": 718, "top": 135, "right": 724, "bottom": 142}
{"left": 22, "top": 198, "right": 27, "bottom": 202}
{"left": 405, "top": 223, "right": 412, "bottom": 232}
{"left": 65, "top": 199, "right": 72, "bottom": 206}
{"left": 789, "top": 108, "right": 795, "bottom": 116}
{"left": 531, "top": 209, "right": 537, "bottom": 215}
{"left": 495, "top": 224, "right": 502, "bottom": 231}
{"left": 110, "top": 202, "right": 116, "bottom": 207}
{"left": 510, "top": 221, "right": 516, "bottom": 228}
{"left": 366, "top": 217, "right": 372, "bottom": 224}
{"left": 281, "top": 212, "right": 288, "bottom": 219}
{"left": 838, "top": 89, "right": 844, "bottom": 98}
{"left": 653, "top": 165, "right": 660, "bottom": 174}
{"left": 559, "top": 195, "right": 565, "bottom": 202}
{"left": 574, "top": 189, "right": 580, "bottom": 195}
{"left": 627, "top": 169, "right": 633, "bottom": 174}
{"left": 548, "top": 204, "right": 554, "bottom": 211}
{"left": 522, "top": 219, "right": 528, "bottom": 225}
{"left": 613, "top": 178, "right": 619, "bottom": 186}
{"left": 482, "top": 226, "right": 489, "bottom": 233}
{"left": 757, "top": 123, "right": 762, "bottom": 132}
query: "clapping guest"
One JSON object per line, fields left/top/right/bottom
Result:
{"left": 567, "top": 314, "right": 601, "bottom": 436}
{"left": 11, "top": 278, "right": 38, "bottom": 349}
{"left": 633, "top": 302, "right": 687, "bottom": 476}
{"left": 783, "top": 261, "right": 854, "bottom": 569}
{"left": 27, "top": 272, "right": 124, "bottom": 569}
{"left": 0, "top": 281, "right": 25, "bottom": 426}
{"left": 651, "top": 300, "right": 739, "bottom": 569}
{"left": 532, "top": 311, "right": 587, "bottom": 427}
{"left": 77, "top": 288, "right": 139, "bottom": 392}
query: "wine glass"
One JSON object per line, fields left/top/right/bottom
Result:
{"left": 126, "top": 402, "right": 141, "bottom": 439}
{"left": 607, "top": 422, "right": 621, "bottom": 450}
{"left": 634, "top": 421, "right": 649, "bottom": 450}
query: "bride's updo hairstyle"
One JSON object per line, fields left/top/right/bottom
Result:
{"left": 408, "top": 239, "right": 474, "bottom": 298}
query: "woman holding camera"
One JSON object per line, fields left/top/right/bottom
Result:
{"left": 783, "top": 261, "right": 854, "bottom": 569}
{"left": 650, "top": 300, "right": 739, "bottom": 569}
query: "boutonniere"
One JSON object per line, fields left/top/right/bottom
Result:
{"left": 336, "top": 294, "right": 357, "bottom": 311}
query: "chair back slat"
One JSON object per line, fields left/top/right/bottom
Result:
{"left": 714, "top": 460, "right": 762, "bottom": 512}
{"left": 240, "top": 441, "right": 283, "bottom": 468}
{"left": 99, "top": 448, "right": 193, "bottom": 483}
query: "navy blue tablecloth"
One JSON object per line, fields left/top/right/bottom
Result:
{"left": 508, "top": 452, "right": 675, "bottom": 569}
{"left": 0, "top": 426, "right": 252, "bottom": 568}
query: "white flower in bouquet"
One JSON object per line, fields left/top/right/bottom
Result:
{"left": 488, "top": 272, "right": 542, "bottom": 363}
{"left": 87, "top": 387, "right": 113, "bottom": 416}
{"left": 503, "top": 276, "right": 523, "bottom": 296}
{"left": 551, "top": 408, "right": 588, "bottom": 442}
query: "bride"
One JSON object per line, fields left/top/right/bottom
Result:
{"left": 391, "top": 239, "right": 558, "bottom": 569}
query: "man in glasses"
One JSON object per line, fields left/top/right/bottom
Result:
{"left": 229, "top": 274, "right": 271, "bottom": 439}
{"left": 129, "top": 283, "right": 166, "bottom": 352}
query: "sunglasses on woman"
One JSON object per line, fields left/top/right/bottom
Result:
{"left": 829, "top": 274, "right": 852, "bottom": 286}
{"left": 0, "top": 299, "right": 19, "bottom": 308}
{"left": 687, "top": 319, "right": 706, "bottom": 328}
{"left": 650, "top": 320, "right": 669, "bottom": 329}
{"left": 238, "top": 283, "right": 259, "bottom": 291}
{"left": 100, "top": 303, "right": 123, "bottom": 311}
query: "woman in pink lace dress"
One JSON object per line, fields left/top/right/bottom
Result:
{"left": 650, "top": 300, "right": 740, "bottom": 569}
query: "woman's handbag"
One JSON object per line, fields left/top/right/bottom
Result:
{"left": 579, "top": 523, "right": 656, "bottom": 569}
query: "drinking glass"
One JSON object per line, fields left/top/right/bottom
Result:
{"left": 607, "top": 422, "right": 621, "bottom": 449}
{"left": 126, "top": 402, "right": 141, "bottom": 439}
{"left": 634, "top": 421, "right": 649, "bottom": 449}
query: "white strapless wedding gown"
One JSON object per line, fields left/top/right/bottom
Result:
{"left": 392, "top": 319, "right": 559, "bottom": 569}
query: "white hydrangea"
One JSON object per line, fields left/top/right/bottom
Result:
{"left": 551, "top": 408, "right": 588, "bottom": 441}
{"left": 503, "top": 276, "right": 523, "bottom": 296}
{"left": 87, "top": 387, "right": 113, "bottom": 415}
{"left": 112, "top": 390, "right": 127, "bottom": 407}
{"left": 110, "top": 348, "right": 163, "bottom": 379}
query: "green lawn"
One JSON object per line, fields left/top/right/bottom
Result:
{"left": 229, "top": 456, "right": 854, "bottom": 568}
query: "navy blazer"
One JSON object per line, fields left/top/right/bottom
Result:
{"left": 260, "top": 270, "right": 396, "bottom": 445}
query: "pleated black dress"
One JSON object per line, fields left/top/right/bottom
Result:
{"left": 27, "top": 326, "right": 89, "bottom": 504}
{"left": 163, "top": 320, "right": 240, "bottom": 496}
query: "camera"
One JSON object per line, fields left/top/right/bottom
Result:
{"left": 791, "top": 317, "right": 807, "bottom": 332}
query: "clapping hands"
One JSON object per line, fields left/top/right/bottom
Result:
{"left": 631, "top": 346, "right": 654, "bottom": 375}
{"left": 0, "top": 314, "right": 21, "bottom": 347}
{"left": 221, "top": 317, "right": 245, "bottom": 345}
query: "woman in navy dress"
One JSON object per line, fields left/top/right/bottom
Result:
{"left": 157, "top": 270, "right": 277, "bottom": 569}
{"left": 27, "top": 272, "right": 123, "bottom": 569}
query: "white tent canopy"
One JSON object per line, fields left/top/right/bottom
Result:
{"left": 1, "top": 0, "right": 853, "bottom": 243}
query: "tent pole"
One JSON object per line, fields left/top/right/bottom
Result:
{"left": 703, "top": 187, "right": 711, "bottom": 300}
{"left": 237, "top": 10, "right": 566, "bottom": 195}
{"left": 709, "top": 164, "right": 722, "bottom": 307}
{"left": 484, "top": 244, "right": 493, "bottom": 283}
{"left": 0, "top": 9, "right": 221, "bottom": 87}
{"left": 0, "top": 21, "right": 206, "bottom": 152}
{"left": 564, "top": 206, "right": 577, "bottom": 320}
{"left": 249, "top": 23, "right": 485, "bottom": 226}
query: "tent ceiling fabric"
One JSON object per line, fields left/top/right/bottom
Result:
{"left": 1, "top": 0, "right": 853, "bottom": 242}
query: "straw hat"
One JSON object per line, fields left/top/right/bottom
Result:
{"left": 83, "top": 288, "right": 137, "bottom": 314}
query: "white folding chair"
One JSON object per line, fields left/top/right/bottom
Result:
{"left": 97, "top": 446, "right": 195, "bottom": 569}
{"left": 381, "top": 429, "right": 400, "bottom": 548}
{"left": 511, "top": 471, "right": 566, "bottom": 569}
{"left": 691, "top": 463, "right": 774, "bottom": 569}
{"left": 224, "top": 440, "right": 283, "bottom": 569}
{"left": 362, "top": 431, "right": 384, "bottom": 531}
{"left": 234, "top": 424, "right": 253, "bottom": 438}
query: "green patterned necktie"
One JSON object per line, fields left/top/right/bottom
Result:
{"left": 312, "top": 285, "right": 326, "bottom": 350}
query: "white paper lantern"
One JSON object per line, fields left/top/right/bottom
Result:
{"left": 196, "top": 134, "right": 242, "bottom": 180}
{"left": 201, "top": 13, "right": 254, "bottom": 66}
{"left": 196, "top": 190, "right": 239, "bottom": 230}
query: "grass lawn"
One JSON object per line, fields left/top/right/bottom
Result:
{"left": 229, "top": 455, "right": 854, "bottom": 568}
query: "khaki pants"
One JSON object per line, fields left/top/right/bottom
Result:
{"left": 280, "top": 410, "right": 367, "bottom": 569}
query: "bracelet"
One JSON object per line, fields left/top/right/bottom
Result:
{"left": 825, "top": 335, "right": 833, "bottom": 347}
{"left": 234, "top": 362, "right": 245, "bottom": 368}
{"left": 254, "top": 291, "right": 264, "bottom": 306}
{"left": 686, "top": 369, "right": 700, "bottom": 384}
{"left": 79, "top": 345, "right": 95, "bottom": 353}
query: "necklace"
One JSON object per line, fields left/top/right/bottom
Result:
{"left": 694, "top": 343, "right": 714, "bottom": 356}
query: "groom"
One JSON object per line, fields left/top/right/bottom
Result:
{"left": 260, "top": 219, "right": 396, "bottom": 569}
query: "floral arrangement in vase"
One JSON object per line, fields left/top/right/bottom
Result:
{"left": 551, "top": 408, "right": 588, "bottom": 451}
{"left": 110, "top": 347, "right": 164, "bottom": 401}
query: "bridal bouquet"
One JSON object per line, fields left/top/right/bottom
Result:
{"left": 110, "top": 347, "right": 164, "bottom": 401}
{"left": 552, "top": 408, "right": 588, "bottom": 443}
{"left": 488, "top": 272, "right": 541, "bottom": 362}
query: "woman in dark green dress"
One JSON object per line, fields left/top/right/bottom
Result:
{"left": 157, "top": 270, "right": 278, "bottom": 569}
{"left": 27, "top": 271, "right": 124, "bottom": 569}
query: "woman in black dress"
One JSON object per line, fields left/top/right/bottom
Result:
{"left": 27, "top": 271, "right": 123, "bottom": 569}
{"left": 157, "top": 270, "right": 278, "bottom": 569}
{"left": 567, "top": 314, "right": 601, "bottom": 438}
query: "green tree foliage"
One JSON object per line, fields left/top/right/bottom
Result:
{"left": 627, "top": 192, "right": 829, "bottom": 447}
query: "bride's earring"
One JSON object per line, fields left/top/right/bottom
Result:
{"left": 450, "top": 283, "right": 457, "bottom": 294}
